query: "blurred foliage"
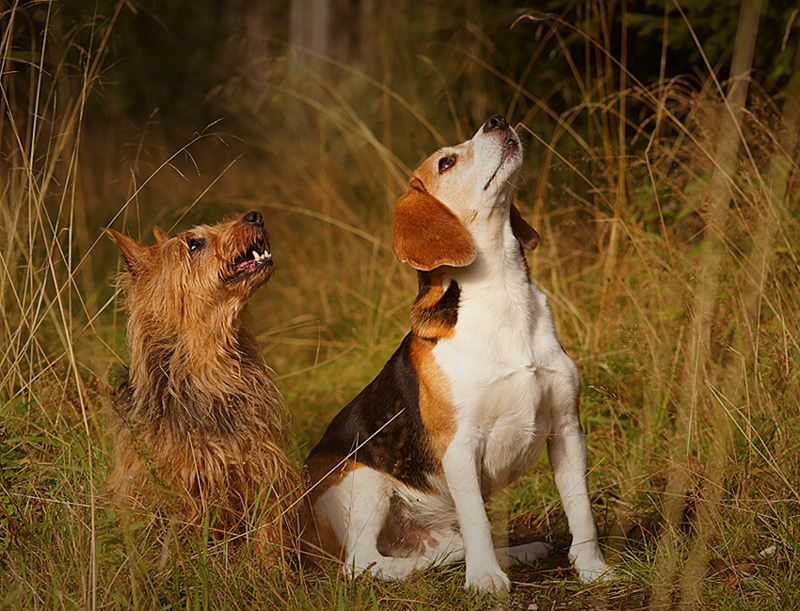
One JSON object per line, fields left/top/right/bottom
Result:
{"left": 626, "top": 0, "right": 800, "bottom": 81}
{"left": 23, "top": 0, "right": 794, "bottom": 141}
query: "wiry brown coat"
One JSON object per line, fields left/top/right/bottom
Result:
{"left": 107, "top": 212, "right": 300, "bottom": 561}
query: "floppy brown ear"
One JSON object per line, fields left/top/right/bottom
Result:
{"left": 152, "top": 226, "right": 169, "bottom": 244}
{"left": 392, "top": 178, "right": 476, "bottom": 271}
{"left": 510, "top": 204, "right": 540, "bottom": 251}
{"left": 105, "top": 228, "right": 151, "bottom": 276}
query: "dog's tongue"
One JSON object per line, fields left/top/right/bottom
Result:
{"left": 236, "top": 249, "right": 272, "bottom": 273}
{"left": 236, "top": 259, "right": 257, "bottom": 273}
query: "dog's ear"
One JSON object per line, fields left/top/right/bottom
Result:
{"left": 510, "top": 204, "right": 540, "bottom": 251}
{"left": 392, "top": 178, "right": 476, "bottom": 271}
{"left": 105, "top": 228, "right": 151, "bottom": 276}
{"left": 152, "top": 226, "right": 169, "bottom": 244}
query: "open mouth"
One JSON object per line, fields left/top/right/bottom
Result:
{"left": 224, "top": 238, "right": 273, "bottom": 284}
{"left": 483, "top": 135, "right": 520, "bottom": 191}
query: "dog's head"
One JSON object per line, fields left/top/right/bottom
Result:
{"left": 106, "top": 211, "right": 273, "bottom": 331}
{"left": 393, "top": 115, "right": 539, "bottom": 272}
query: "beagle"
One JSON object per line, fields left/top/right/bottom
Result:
{"left": 303, "top": 115, "right": 614, "bottom": 592}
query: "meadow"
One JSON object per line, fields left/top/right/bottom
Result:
{"left": 1, "top": 1, "right": 799, "bottom": 609}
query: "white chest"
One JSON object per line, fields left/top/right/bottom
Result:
{"left": 432, "top": 268, "right": 580, "bottom": 490}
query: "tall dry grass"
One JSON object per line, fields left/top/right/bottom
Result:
{"left": 1, "top": 1, "right": 799, "bottom": 610}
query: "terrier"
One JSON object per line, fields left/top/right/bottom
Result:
{"left": 106, "top": 211, "right": 299, "bottom": 561}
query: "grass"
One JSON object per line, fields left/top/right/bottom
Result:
{"left": 2, "top": 1, "right": 800, "bottom": 609}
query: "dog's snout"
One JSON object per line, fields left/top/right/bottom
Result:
{"left": 243, "top": 211, "right": 263, "bottom": 227}
{"left": 483, "top": 114, "right": 509, "bottom": 133}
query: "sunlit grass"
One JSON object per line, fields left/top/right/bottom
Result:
{"left": 2, "top": 2, "right": 799, "bottom": 610}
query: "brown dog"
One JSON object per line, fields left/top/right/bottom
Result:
{"left": 106, "top": 211, "right": 299, "bottom": 561}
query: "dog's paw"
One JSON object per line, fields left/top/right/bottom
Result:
{"left": 342, "top": 556, "right": 420, "bottom": 582}
{"left": 466, "top": 564, "right": 511, "bottom": 593}
{"left": 341, "top": 561, "right": 364, "bottom": 581}
{"left": 569, "top": 543, "right": 617, "bottom": 584}
{"left": 512, "top": 541, "right": 553, "bottom": 562}
{"left": 497, "top": 541, "right": 553, "bottom": 568}
{"left": 575, "top": 562, "right": 618, "bottom": 584}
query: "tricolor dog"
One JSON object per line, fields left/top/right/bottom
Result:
{"left": 303, "top": 115, "right": 613, "bottom": 592}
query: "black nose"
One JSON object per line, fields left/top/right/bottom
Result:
{"left": 243, "top": 211, "right": 263, "bottom": 226}
{"left": 483, "top": 114, "right": 509, "bottom": 132}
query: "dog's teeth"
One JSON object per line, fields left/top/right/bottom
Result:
{"left": 252, "top": 250, "right": 259, "bottom": 260}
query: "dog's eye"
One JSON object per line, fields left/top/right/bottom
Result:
{"left": 438, "top": 155, "right": 457, "bottom": 173}
{"left": 187, "top": 238, "right": 205, "bottom": 253}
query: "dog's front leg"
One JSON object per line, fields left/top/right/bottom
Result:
{"left": 548, "top": 412, "right": 615, "bottom": 583}
{"left": 441, "top": 438, "right": 510, "bottom": 593}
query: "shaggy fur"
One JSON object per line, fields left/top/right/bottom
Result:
{"left": 106, "top": 212, "right": 300, "bottom": 561}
